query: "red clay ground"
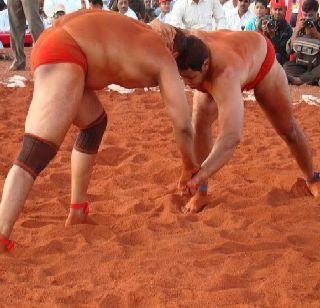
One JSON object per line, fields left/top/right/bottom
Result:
{"left": 0, "top": 48, "right": 319, "bottom": 307}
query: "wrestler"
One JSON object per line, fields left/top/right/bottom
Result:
{"left": 0, "top": 10, "right": 198, "bottom": 252}
{"left": 152, "top": 23, "right": 319, "bottom": 213}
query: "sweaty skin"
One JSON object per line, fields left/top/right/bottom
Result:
{"left": 174, "top": 30, "right": 317, "bottom": 212}
{"left": 0, "top": 10, "right": 198, "bottom": 252}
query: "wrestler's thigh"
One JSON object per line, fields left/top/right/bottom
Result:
{"left": 254, "top": 61, "right": 294, "bottom": 131}
{"left": 25, "top": 63, "right": 85, "bottom": 145}
{"left": 192, "top": 90, "right": 218, "bottom": 127}
{"left": 73, "top": 89, "right": 105, "bottom": 128}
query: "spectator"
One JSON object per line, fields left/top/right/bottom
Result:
{"left": 260, "top": 0, "right": 292, "bottom": 65}
{"left": 143, "top": 0, "right": 155, "bottom": 22}
{"left": 53, "top": 4, "right": 66, "bottom": 19}
{"left": 145, "top": 8, "right": 157, "bottom": 21}
{"left": 109, "top": 0, "right": 145, "bottom": 19}
{"left": 223, "top": 0, "right": 238, "bottom": 15}
{"left": 245, "top": 0, "right": 267, "bottom": 31}
{"left": 169, "top": 0, "right": 227, "bottom": 30}
{"left": 0, "top": 0, "right": 6, "bottom": 11}
{"left": 89, "top": 0, "right": 104, "bottom": 9}
{"left": 226, "top": 0, "right": 254, "bottom": 30}
{"left": 157, "top": 0, "right": 171, "bottom": 23}
{"left": 44, "top": 0, "right": 90, "bottom": 19}
{"left": 8, "top": 0, "right": 44, "bottom": 71}
{"left": 284, "top": 0, "right": 320, "bottom": 85}
{"left": 0, "top": 3, "right": 9, "bottom": 32}
{"left": 116, "top": 0, "right": 138, "bottom": 18}
{"left": 128, "top": 0, "right": 145, "bottom": 19}
{"left": 144, "top": 0, "right": 152, "bottom": 8}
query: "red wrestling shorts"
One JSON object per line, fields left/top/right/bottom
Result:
{"left": 31, "top": 27, "right": 87, "bottom": 74}
{"left": 242, "top": 36, "right": 275, "bottom": 91}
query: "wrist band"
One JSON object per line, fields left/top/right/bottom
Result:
{"left": 198, "top": 185, "right": 208, "bottom": 192}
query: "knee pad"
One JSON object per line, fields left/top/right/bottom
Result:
{"left": 74, "top": 112, "right": 107, "bottom": 154}
{"left": 14, "top": 134, "right": 58, "bottom": 179}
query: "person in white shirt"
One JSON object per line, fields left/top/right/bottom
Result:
{"left": 169, "top": 0, "right": 227, "bottom": 31}
{"left": 157, "top": 0, "right": 171, "bottom": 23}
{"left": 117, "top": 0, "right": 138, "bottom": 19}
{"left": 223, "top": 0, "right": 237, "bottom": 15}
{"left": 0, "top": 7, "right": 9, "bottom": 32}
{"left": 226, "top": 0, "right": 253, "bottom": 30}
{"left": 44, "top": 0, "right": 90, "bottom": 19}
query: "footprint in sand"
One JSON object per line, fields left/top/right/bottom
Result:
{"left": 267, "top": 188, "right": 292, "bottom": 207}
{"left": 100, "top": 294, "right": 122, "bottom": 307}
{"left": 133, "top": 202, "right": 150, "bottom": 214}
{"left": 96, "top": 146, "right": 131, "bottom": 166}
{"left": 131, "top": 153, "right": 148, "bottom": 164}
{"left": 50, "top": 173, "right": 69, "bottom": 185}
{"left": 203, "top": 218, "right": 220, "bottom": 228}
{"left": 116, "top": 230, "right": 146, "bottom": 246}
{"left": 21, "top": 220, "right": 53, "bottom": 228}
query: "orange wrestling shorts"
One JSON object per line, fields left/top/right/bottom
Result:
{"left": 31, "top": 27, "right": 87, "bottom": 74}
{"left": 242, "top": 36, "right": 275, "bottom": 91}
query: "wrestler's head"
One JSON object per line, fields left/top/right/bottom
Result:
{"left": 173, "top": 30, "right": 210, "bottom": 89}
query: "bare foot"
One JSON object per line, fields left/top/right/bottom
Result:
{"left": 182, "top": 192, "right": 209, "bottom": 213}
{"left": 306, "top": 180, "right": 319, "bottom": 197}
{"left": 290, "top": 177, "right": 319, "bottom": 197}
{"left": 0, "top": 235, "right": 14, "bottom": 253}
{"left": 0, "top": 244, "right": 8, "bottom": 253}
{"left": 65, "top": 209, "right": 96, "bottom": 227}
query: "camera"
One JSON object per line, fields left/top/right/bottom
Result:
{"left": 301, "top": 18, "right": 314, "bottom": 29}
{"left": 257, "top": 15, "right": 276, "bottom": 31}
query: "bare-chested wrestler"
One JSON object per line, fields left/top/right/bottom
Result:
{"left": 151, "top": 22, "right": 320, "bottom": 213}
{"left": 0, "top": 10, "right": 198, "bottom": 252}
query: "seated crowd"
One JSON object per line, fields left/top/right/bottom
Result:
{"left": 0, "top": 0, "right": 319, "bottom": 86}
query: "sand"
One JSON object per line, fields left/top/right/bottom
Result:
{"left": 0, "top": 49, "right": 320, "bottom": 307}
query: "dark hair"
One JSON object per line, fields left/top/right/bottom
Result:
{"left": 90, "top": 0, "right": 103, "bottom": 6}
{"left": 173, "top": 29, "right": 209, "bottom": 71}
{"left": 302, "top": 0, "right": 319, "bottom": 13}
{"left": 254, "top": 0, "right": 268, "bottom": 8}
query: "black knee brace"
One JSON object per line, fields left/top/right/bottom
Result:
{"left": 74, "top": 112, "right": 107, "bottom": 154}
{"left": 14, "top": 134, "right": 58, "bottom": 179}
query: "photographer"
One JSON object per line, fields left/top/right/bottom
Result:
{"left": 259, "top": 0, "right": 292, "bottom": 65}
{"left": 284, "top": 0, "right": 320, "bottom": 85}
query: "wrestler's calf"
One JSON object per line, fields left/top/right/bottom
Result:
{"left": 14, "top": 134, "right": 58, "bottom": 179}
{"left": 74, "top": 112, "right": 107, "bottom": 154}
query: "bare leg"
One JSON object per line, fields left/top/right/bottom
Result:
{"left": 65, "top": 90, "right": 105, "bottom": 226}
{"left": 254, "top": 61, "right": 317, "bottom": 195}
{"left": 183, "top": 91, "right": 218, "bottom": 213}
{"left": 0, "top": 63, "right": 85, "bottom": 251}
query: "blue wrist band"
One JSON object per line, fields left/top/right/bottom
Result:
{"left": 198, "top": 185, "right": 208, "bottom": 192}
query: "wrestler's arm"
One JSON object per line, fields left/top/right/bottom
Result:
{"left": 158, "top": 60, "right": 198, "bottom": 172}
{"left": 149, "top": 20, "right": 192, "bottom": 51}
{"left": 189, "top": 80, "right": 244, "bottom": 192}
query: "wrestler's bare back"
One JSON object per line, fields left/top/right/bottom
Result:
{"left": 54, "top": 10, "right": 172, "bottom": 90}
{"left": 187, "top": 30, "right": 269, "bottom": 94}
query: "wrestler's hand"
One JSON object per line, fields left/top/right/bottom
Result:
{"left": 178, "top": 167, "right": 199, "bottom": 196}
{"left": 149, "top": 19, "right": 176, "bottom": 51}
{"left": 186, "top": 168, "right": 208, "bottom": 196}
